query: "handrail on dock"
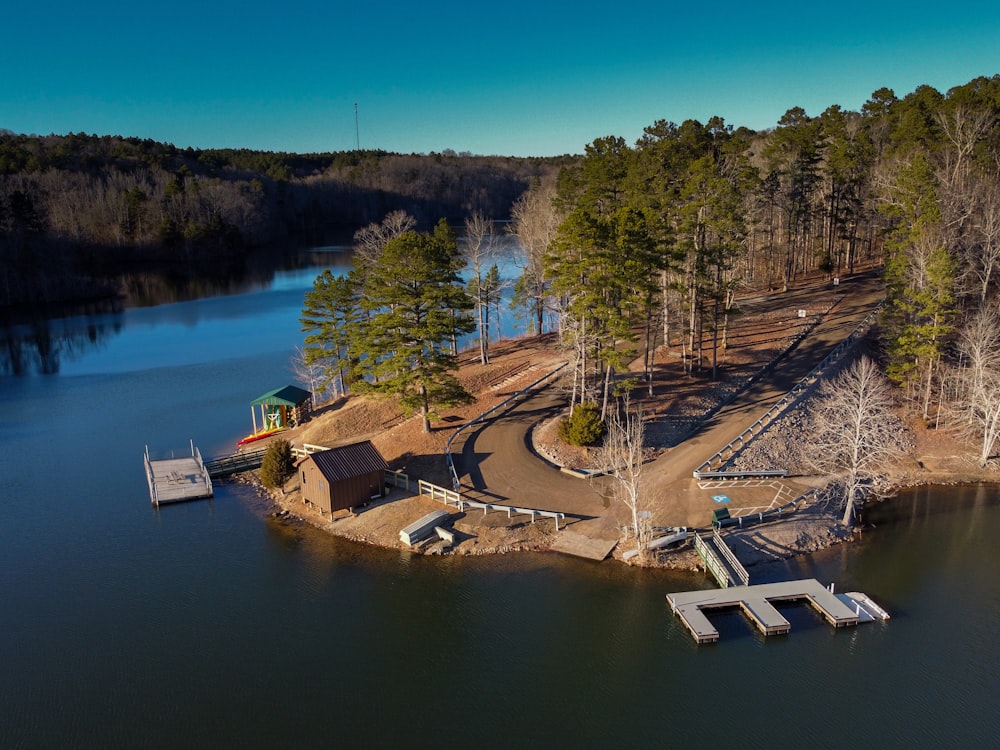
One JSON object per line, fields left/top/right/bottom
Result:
{"left": 694, "top": 531, "right": 750, "bottom": 588}
{"left": 713, "top": 530, "right": 750, "bottom": 586}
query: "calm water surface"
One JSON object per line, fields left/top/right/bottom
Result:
{"left": 1, "top": 259, "right": 998, "bottom": 748}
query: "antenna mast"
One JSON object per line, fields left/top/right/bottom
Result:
{"left": 354, "top": 103, "right": 360, "bottom": 151}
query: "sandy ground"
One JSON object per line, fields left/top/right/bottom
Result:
{"left": 234, "top": 268, "right": 998, "bottom": 571}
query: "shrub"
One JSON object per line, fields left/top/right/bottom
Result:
{"left": 260, "top": 439, "right": 295, "bottom": 490}
{"left": 558, "top": 403, "right": 606, "bottom": 446}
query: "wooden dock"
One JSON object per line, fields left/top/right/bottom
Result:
{"left": 144, "top": 442, "right": 214, "bottom": 505}
{"left": 666, "top": 578, "right": 869, "bottom": 643}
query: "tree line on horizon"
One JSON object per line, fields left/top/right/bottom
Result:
{"left": 0, "top": 133, "right": 566, "bottom": 309}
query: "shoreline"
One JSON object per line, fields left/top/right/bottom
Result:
{"left": 230, "top": 273, "right": 997, "bottom": 572}
{"left": 236, "top": 466, "right": 999, "bottom": 573}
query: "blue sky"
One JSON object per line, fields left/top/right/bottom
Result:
{"left": 2, "top": 1, "right": 999, "bottom": 157}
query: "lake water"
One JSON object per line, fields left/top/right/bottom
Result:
{"left": 1, "top": 256, "right": 998, "bottom": 748}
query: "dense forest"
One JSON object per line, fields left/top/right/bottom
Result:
{"left": 505, "top": 74, "right": 1000, "bottom": 464}
{"left": 0, "top": 134, "right": 567, "bottom": 309}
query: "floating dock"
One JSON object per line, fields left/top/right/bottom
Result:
{"left": 144, "top": 442, "right": 214, "bottom": 505}
{"left": 666, "top": 578, "right": 883, "bottom": 643}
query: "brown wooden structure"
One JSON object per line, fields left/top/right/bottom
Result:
{"left": 299, "top": 440, "right": 389, "bottom": 515}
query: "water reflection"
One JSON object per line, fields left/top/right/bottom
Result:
{"left": 0, "top": 240, "right": 542, "bottom": 377}
{"left": 0, "top": 247, "right": 354, "bottom": 376}
{"left": 1, "top": 310, "right": 124, "bottom": 376}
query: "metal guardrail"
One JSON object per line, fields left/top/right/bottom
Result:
{"left": 695, "top": 302, "right": 884, "bottom": 476}
{"left": 445, "top": 362, "right": 569, "bottom": 490}
{"left": 417, "top": 479, "right": 566, "bottom": 530}
{"left": 693, "top": 469, "right": 789, "bottom": 480}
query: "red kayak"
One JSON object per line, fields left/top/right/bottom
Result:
{"left": 237, "top": 427, "right": 286, "bottom": 447}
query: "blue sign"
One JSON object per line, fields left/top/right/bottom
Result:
{"left": 712, "top": 494, "right": 731, "bottom": 504}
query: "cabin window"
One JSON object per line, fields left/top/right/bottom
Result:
{"left": 302, "top": 471, "right": 306, "bottom": 484}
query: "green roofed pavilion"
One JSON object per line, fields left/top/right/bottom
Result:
{"left": 242, "top": 385, "right": 313, "bottom": 444}
{"left": 251, "top": 385, "right": 312, "bottom": 408}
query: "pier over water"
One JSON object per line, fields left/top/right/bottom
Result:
{"left": 666, "top": 578, "right": 887, "bottom": 643}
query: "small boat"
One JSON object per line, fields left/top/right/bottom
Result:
{"left": 237, "top": 427, "right": 286, "bottom": 447}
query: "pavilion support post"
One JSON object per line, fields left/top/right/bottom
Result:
{"left": 251, "top": 406, "right": 258, "bottom": 435}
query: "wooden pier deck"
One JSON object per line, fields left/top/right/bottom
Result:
{"left": 144, "top": 443, "right": 214, "bottom": 505}
{"left": 667, "top": 578, "right": 866, "bottom": 643}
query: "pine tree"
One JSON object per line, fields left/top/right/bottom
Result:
{"left": 354, "top": 220, "right": 475, "bottom": 432}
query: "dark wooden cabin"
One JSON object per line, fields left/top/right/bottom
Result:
{"left": 299, "top": 440, "right": 389, "bottom": 515}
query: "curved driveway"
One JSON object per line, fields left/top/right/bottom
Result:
{"left": 453, "top": 271, "right": 887, "bottom": 537}
{"left": 455, "top": 390, "right": 614, "bottom": 520}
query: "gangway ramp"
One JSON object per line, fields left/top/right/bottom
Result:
{"left": 694, "top": 531, "right": 750, "bottom": 588}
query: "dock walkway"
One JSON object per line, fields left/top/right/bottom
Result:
{"left": 204, "top": 448, "right": 268, "bottom": 478}
{"left": 666, "top": 578, "right": 863, "bottom": 643}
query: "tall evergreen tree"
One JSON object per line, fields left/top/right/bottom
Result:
{"left": 354, "top": 220, "right": 475, "bottom": 432}
{"left": 299, "top": 270, "right": 360, "bottom": 397}
{"left": 880, "top": 152, "right": 957, "bottom": 418}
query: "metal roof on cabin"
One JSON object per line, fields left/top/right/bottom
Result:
{"left": 250, "top": 385, "right": 312, "bottom": 407}
{"left": 309, "top": 441, "right": 389, "bottom": 482}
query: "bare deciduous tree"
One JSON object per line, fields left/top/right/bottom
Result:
{"left": 509, "top": 179, "right": 561, "bottom": 335}
{"left": 807, "top": 355, "right": 905, "bottom": 525}
{"left": 945, "top": 307, "right": 1000, "bottom": 466}
{"left": 599, "top": 400, "right": 652, "bottom": 560}
{"left": 290, "top": 345, "right": 332, "bottom": 405}
{"left": 463, "top": 210, "right": 498, "bottom": 364}
{"left": 352, "top": 210, "right": 416, "bottom": 267}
